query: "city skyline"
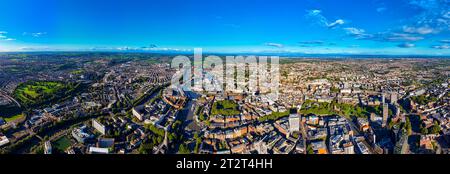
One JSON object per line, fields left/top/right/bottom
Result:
{"left": 0, "top": 0, "right": 449, "bottom": 56}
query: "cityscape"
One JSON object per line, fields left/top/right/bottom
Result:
{"left": 0, "top": 53, "right": 448, "bottom": 154}
{"left": 0, "top": 0, "right": 449, "bottom": 156}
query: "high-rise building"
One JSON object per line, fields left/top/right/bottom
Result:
{"left": 289, "top": 113, "right": 300, "bottom": 133}
{"left": 92, "top": 119, "right": 107, "bottom": 135}
{"left": 44, "top": 141, "right": 52, "bottom": 154}
{"left": 382, "top": 103, "right": 389, "bottom": 128}
{"left": 132, "top": 106, "right": 145, "bottom": 121}
{"left": 390, "top": 92, "right": 398, "bottom": 104}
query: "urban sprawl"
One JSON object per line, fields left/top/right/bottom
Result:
{"left": 0, "top": 53, "right": 449, "bottom": 155}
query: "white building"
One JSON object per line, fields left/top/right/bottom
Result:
{"left": 89, "top": 147, "right": 109, "bottom": 154}
{"left": 0, "top": 135, "right": 10, "bottom": 147}
{"left": 382, "top": 103, "right": 389, "bottom": 128}
{"left": 44, "top": 141, "right": 52, "bottom": 154}
{"left": 132, "top": 106, "right": 145, "bottom": 121}
{"left": 92, "top": 119, "right": 106, "bottom": 135}
{"left": 289, "top": 113, "right": 300, "bottom": 133}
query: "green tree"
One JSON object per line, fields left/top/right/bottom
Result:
{"left": 405, "top": 117, "right": 412, "bottom": 135}
{"left": 430, "top": 121, "right": 441, "bottom": 134}
{"left": 138, "top": 143, "right": 153, "bottom": 154}
{"left": 306, "top": 145, "right": 314, "bottom": 154}
{"left": 420, "top": 124, "right": 428, "bottom": 135}
{"left": 194, "top": 133, "right": 202, "bottom": 154}
{"left": 178, "top": 144, "right": 190, "bottom": 154}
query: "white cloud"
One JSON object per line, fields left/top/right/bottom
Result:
{"left": 376, "top": 7, "right": 387, "bottom": 13}
{"left": 0, "top": 31, "right": 15, "bottom": 41}
{"left": 110, "top": 46, "right": 192, "bottom": 52}
{"left": 23, "top": 32, "right": 47, "bottom": 37}
{"left": 19, "top": 46, "right": 51, "bottom": 51}
{"left": 385, "top": 33, "right": 424, "bottom": 42}
{"left": 265, "top": 43, "right": 284, "bottom": 48}
{"left": 432, "top": 44, "right": 450, "bottom": 49}
{"left": 0, "top": 31, "right": 6, "bottom": 38}
{"left": 298, "top": 40, "right": 324, "bottom": 45}
{"left": 397, "top": 43, "right": 415, "bottom": 48}
{"left": 306, "top": 9, "right": 345, "bottom": 29}
{"left": 344, "top": 27, "right": 374, "bottom": 39}
{"left": 408, "top": 0, "right": 449, "bottom": 32}
{"left": 403, "top": 25, "right": 437, "bottom": 34}
{"left": 345, "top": 27, "right": 365, "bottom": 35}
{"left": 327, "top": 19, "right": 345, "bottom": 28}
{"left": 310, "top": 9, "right": 321, "bottom": 15}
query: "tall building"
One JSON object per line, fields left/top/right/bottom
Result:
{"left": 289, "top": 113, "right": 300, "bottom": 133}
{"left": 44, "top": 141, "right": 52, "bottom": 154}
{"left": 132, "top": 106, "right": 145, "bottom": 121}
{"left": 390, "top": 92, "right": 398, "bottom": 104}
{"left": 92, "top": 119, "right": 107, "bottom": 135}
{"left": 382, "top": 103, "right": 389, "bottom": 128}
{"left": 395, "top": 105, "right": 401, "bottom": 118}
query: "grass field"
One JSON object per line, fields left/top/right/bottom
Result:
{"left": 14, "top": 81, "right": 74, "bottom": 107}
{"left": 53, "top": 136, "right": 72, "bottom": 152}
{"left": 211, "top": 100, "right": 241, "bottom": 116}
{"left": 2, "top": 113, "right": 25, "bottom": 122}
{"left": 70, "top": 70, "right": 84, "bottom": 75}
{"left": 18, "top": 81, "right": 64, "bottom": 99}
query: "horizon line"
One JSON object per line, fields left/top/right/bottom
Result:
{"left": 0, "top": 50, "right": 449, "bottom": 58}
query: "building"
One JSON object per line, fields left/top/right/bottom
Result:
{"left": 343, "top": 141, "right": 355, "bottom": 154}
{"left": 306, "top": 115, "right": 319, "bottom": 125}
{"left": 89, "top": 147, "right": 109, "bottom": 154}
{"left": 390, "top": 92, "right": 398, "bottom": 104}
{"left": 132, "top": 106, "right": 145, "bottom": 121}
{"left": 92, "top": 119, "right": 107, "bottom": 135}
{"left": 0, "top": 118, "right": 6, "bottom": 127}
{"left": 356, "top": 141, "right": 371, "bottom": 154}
{"left": 357, "top": 118, "right": 370, "bottom": 132}
{"left": 97, "top": 138, "right": 115, "bottom": 148}
{"left": 382, "top": 103, "right": 389, "bottom": 128}
{"left": 289, "top": 113, "right": 300, "bottom": 133}
{"left": 72, "top": 125, "right": 93, "bottom": 143}
{"left": 44, "top": 141, "right": 52, "bottom": 154}
{"left": 310, "top": 140, "right": 328, "bottom": 154}
{"left": 0, "top": 134, "right": 9, "bottom": 147}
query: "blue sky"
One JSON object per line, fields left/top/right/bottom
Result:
{"left": 0, "top": 0, "right": 449, "bottom": 55}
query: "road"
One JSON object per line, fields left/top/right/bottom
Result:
{"left": 299, "top": 121, "right": 308, "bottom": 154}
{"left": 343, "top": 116, "right": 375, "bottom": 154}
{"left": 0, "top": 89, "right": 21, "bottom": 108}
{"left": 153, "top": 130, "right": 168, "bottom": 154}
